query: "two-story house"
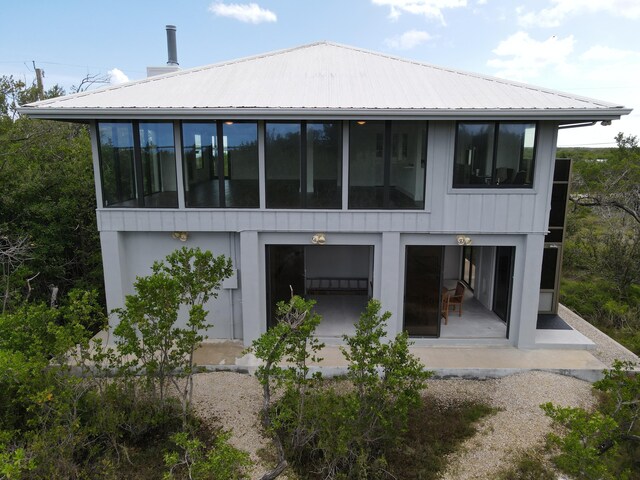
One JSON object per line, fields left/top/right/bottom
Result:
{"left": 20, "top": 42, "right": 631, "bottom": 349}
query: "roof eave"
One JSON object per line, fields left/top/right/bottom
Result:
{"left": 18, "top": 106, "right": 632, "bottom": 122}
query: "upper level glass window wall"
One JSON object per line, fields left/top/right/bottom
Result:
{"left": 98, "top": 122, "right": 136, "bottom": 207}
{"left": 454, "top": 122, "right": 536, "bottom": 188}
{"left": 139, "top": 122, "right": 178, "bottom": 207}
{"left": 349, "top": 120, "right": 426, "bottom": 209}
{"left": 98, "top": 121, "right": 177, "bottom": 208}
{"left": 265, "top": 122, "right": 341, "bottom": 209}
{"left": 182, "top": 122, "right": 259, "bottom": 208}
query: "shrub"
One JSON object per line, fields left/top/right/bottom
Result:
{"left": 542, "top": 360, "right": 640, "bottom": 480}
{"left": 114, "top": 247, "right": 233, "bottom": 423}
{"left": 252, "top": 297, "right": 431, "bottom": 479}
{"left": 163, "top": 430, "right": 251, "bottom": 480}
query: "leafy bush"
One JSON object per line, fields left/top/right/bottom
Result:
{"left": 114, "top": 247, "right": 233, "bottom": 423}
{"left": 164, "top": 430, "right": 251, "bottom": 480}
{"left": 0, "top": 248, "right": 245, "bottom": 479}
{"left": 251, "top": 297, "right": 431, "bottom": 479}
{"left": 542, "top": 360, "right": 640, "bottom": 480}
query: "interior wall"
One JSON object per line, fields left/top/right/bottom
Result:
{"left": 305, "top": 245, "right": 370, "bottom": 278}
{"left": 475, "top": 246, "right": 496, "bottom": 309}
{"left": 442, "top": 245, "right": 460, "bottom": 280}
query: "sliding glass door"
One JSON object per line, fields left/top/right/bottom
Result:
{"left": 493, "top": 246, "right": 514, "bottom": 329}
{"left": 403, "top": 246, "right": 443, "bottom": 337}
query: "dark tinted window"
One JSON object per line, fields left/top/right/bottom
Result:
{"left": 98, "top": 122, "right": 136, "bottom": 207}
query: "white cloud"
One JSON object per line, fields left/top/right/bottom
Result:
{"left": 372, "top": 0, "right": 467, "bottom": 25}
{"left": 487, "top": 31, "right": 575, "bottom": 80}
{"left": 385, "top": 30, "right": 432, "bottom": 49}
{"left": 486, "top": 35, "right": 639, "bottom": 147}
{"left": 580, "top": 45, "right": 640, "bottom": 62}
{"left": 208, "top": 2, "right": 277, "bottom": 24}
{"left": 108, "top": 68, "right": 129, "bottom": 85}
{"left": 518, "top": 0, "right": 640, "bottom": 28}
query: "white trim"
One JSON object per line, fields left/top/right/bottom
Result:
{"left": 258, "top": 121, "right": 266, "bottom": 209}
{"left": 173, "top": 121, "right": 186, "bottom": 209}
{"left": 341, "top": 121, "right": 349, "bottom": 210}
{"left": 19, "top": 107, "right": 632, "bottom": 121}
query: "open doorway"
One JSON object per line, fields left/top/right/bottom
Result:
{"left": 404, "top": 245, "right": 512, "bottom": 339}
{"left": 266, "top": 245, "right": 373, "bottom": 336}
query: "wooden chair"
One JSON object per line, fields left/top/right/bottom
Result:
{"left": 441, "top": 287, "right": 450, "bottom": 325}
{"left": 447, "top": 281, "right": 466, "bottom": 317}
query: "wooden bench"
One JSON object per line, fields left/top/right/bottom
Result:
{"left": 306, "top": 277, "right": 369, "bottom": 295}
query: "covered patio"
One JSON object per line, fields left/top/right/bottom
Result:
{"left": 440, "top": 289, "right": 507, "bottom": 339}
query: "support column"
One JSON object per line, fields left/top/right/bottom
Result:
{"left": 380, "top": 232, "right": 402, "bottom": 339}
{"left": 515, "top": 234, "right": 545, "bottom": 348}
{"left": 240, "top": 230, "right": 261, "bottom": 346}
{"left": 100, "top": 231, "right": 128, "bottom": 336}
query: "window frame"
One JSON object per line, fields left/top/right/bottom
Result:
{"left": 452, "top": 121, "right": 538, "bottom": 189}
{"left": 265, "top": 120, "right": 343, "bottom": 209}
{"left": 348, "top": 120, "right": 428, "bottom": 210}
{"left": 180, "top": 120, "right": 259, "bottom": 208}
{"left": 97, "top": 120, "right": 178, "bottom": 208}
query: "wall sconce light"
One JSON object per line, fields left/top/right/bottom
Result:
{"left": 172, "top": 231, "right": 189, "bottom": 242}
{"left": 311, "top": 233, "right": 326, "bottom": 245}
{"left": 456, "top": 235, "right": 472, "bottom": 246}
{"left": 356, "top": 121, "right": 366, "bottom": 125}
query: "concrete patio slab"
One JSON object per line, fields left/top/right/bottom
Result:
{"left": 194, "top": 341, "right": 608, "bottom": 382}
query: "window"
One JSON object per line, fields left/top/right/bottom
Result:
{"left": 454, "top": 122, "right": 536, "bottom": 188}
{"left": 461, "top": 245, "right": 476, "bottom": 290}
{"left": 97, "top": 121, "right": 178, "bottom": 208}
{"left": 98, "top": 122, "right": 136, "bottom": 207}
{"left": 139, "top": 122, "right": 178, "bottom": 207}
{"left": 265, "top": 121, "right": 342, "bottom": 209}
{"left": 349, "top": 120, "right": 426, "bottom": 209}
{"left": 181, "top": 121, "right": 258, "bottom": 208}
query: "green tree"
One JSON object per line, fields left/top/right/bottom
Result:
{"left": 559, "top": 135, "right": 640, "bottom": 354}
{"left": 114, "top": 247, "right": 233, "bottom": 424}
{"left": 0, "top": 75, "right": 101, "bottom": 312}
{"left": 250, "top": 295, "right": 324, "bottom": 480}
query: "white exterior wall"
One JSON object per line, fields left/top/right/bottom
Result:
{"left": 94, "top": 120, "right": 558, "bottom": 347}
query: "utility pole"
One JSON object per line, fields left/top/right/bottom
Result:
{"left": 32, "top": 61, "right": 44, "bottom": 100}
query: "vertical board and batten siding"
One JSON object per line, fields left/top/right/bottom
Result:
{"left": 96, "top": 121, "right": 557, "bottom": 236}
{"left": 115, "top": 231, "right": 241, "bottom": 339}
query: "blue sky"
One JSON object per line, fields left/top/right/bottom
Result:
{"left": 2, "top": 0, "right": 638, "bottom": 147}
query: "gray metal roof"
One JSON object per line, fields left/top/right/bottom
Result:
{"left": 20, "top": 41, "right": 631, "bottom": 121}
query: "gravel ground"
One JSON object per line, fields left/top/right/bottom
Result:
{"left": 191, "top": 372, "right": 271, "bottom": 479}
{"left": 190, "top": 370, "right": 595, "bottom": 480}
{"left": 189, "top": 307, "right": 639, "bottom": 479}
{"left": 432, "top": 371, "right": 595, "bottom": 480}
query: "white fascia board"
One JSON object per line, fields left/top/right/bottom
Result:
{"left": 18, "top": 106, "right": 632, "bottom": 122}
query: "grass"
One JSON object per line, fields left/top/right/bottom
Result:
{"left": 386, "top": 397, "right": 497, "bottom": 479}
{"left": 495, "top": 450, "right": 556, "bottom": 480}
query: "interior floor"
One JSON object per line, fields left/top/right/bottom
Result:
{"left": 440, "top": 290, "right": 507, "bottom": 338}
{"left": 309, "top": 294, "right": 369, "bottom": 337}
{"left": 186, "top": 179, "right": 259, "bottom": 207}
